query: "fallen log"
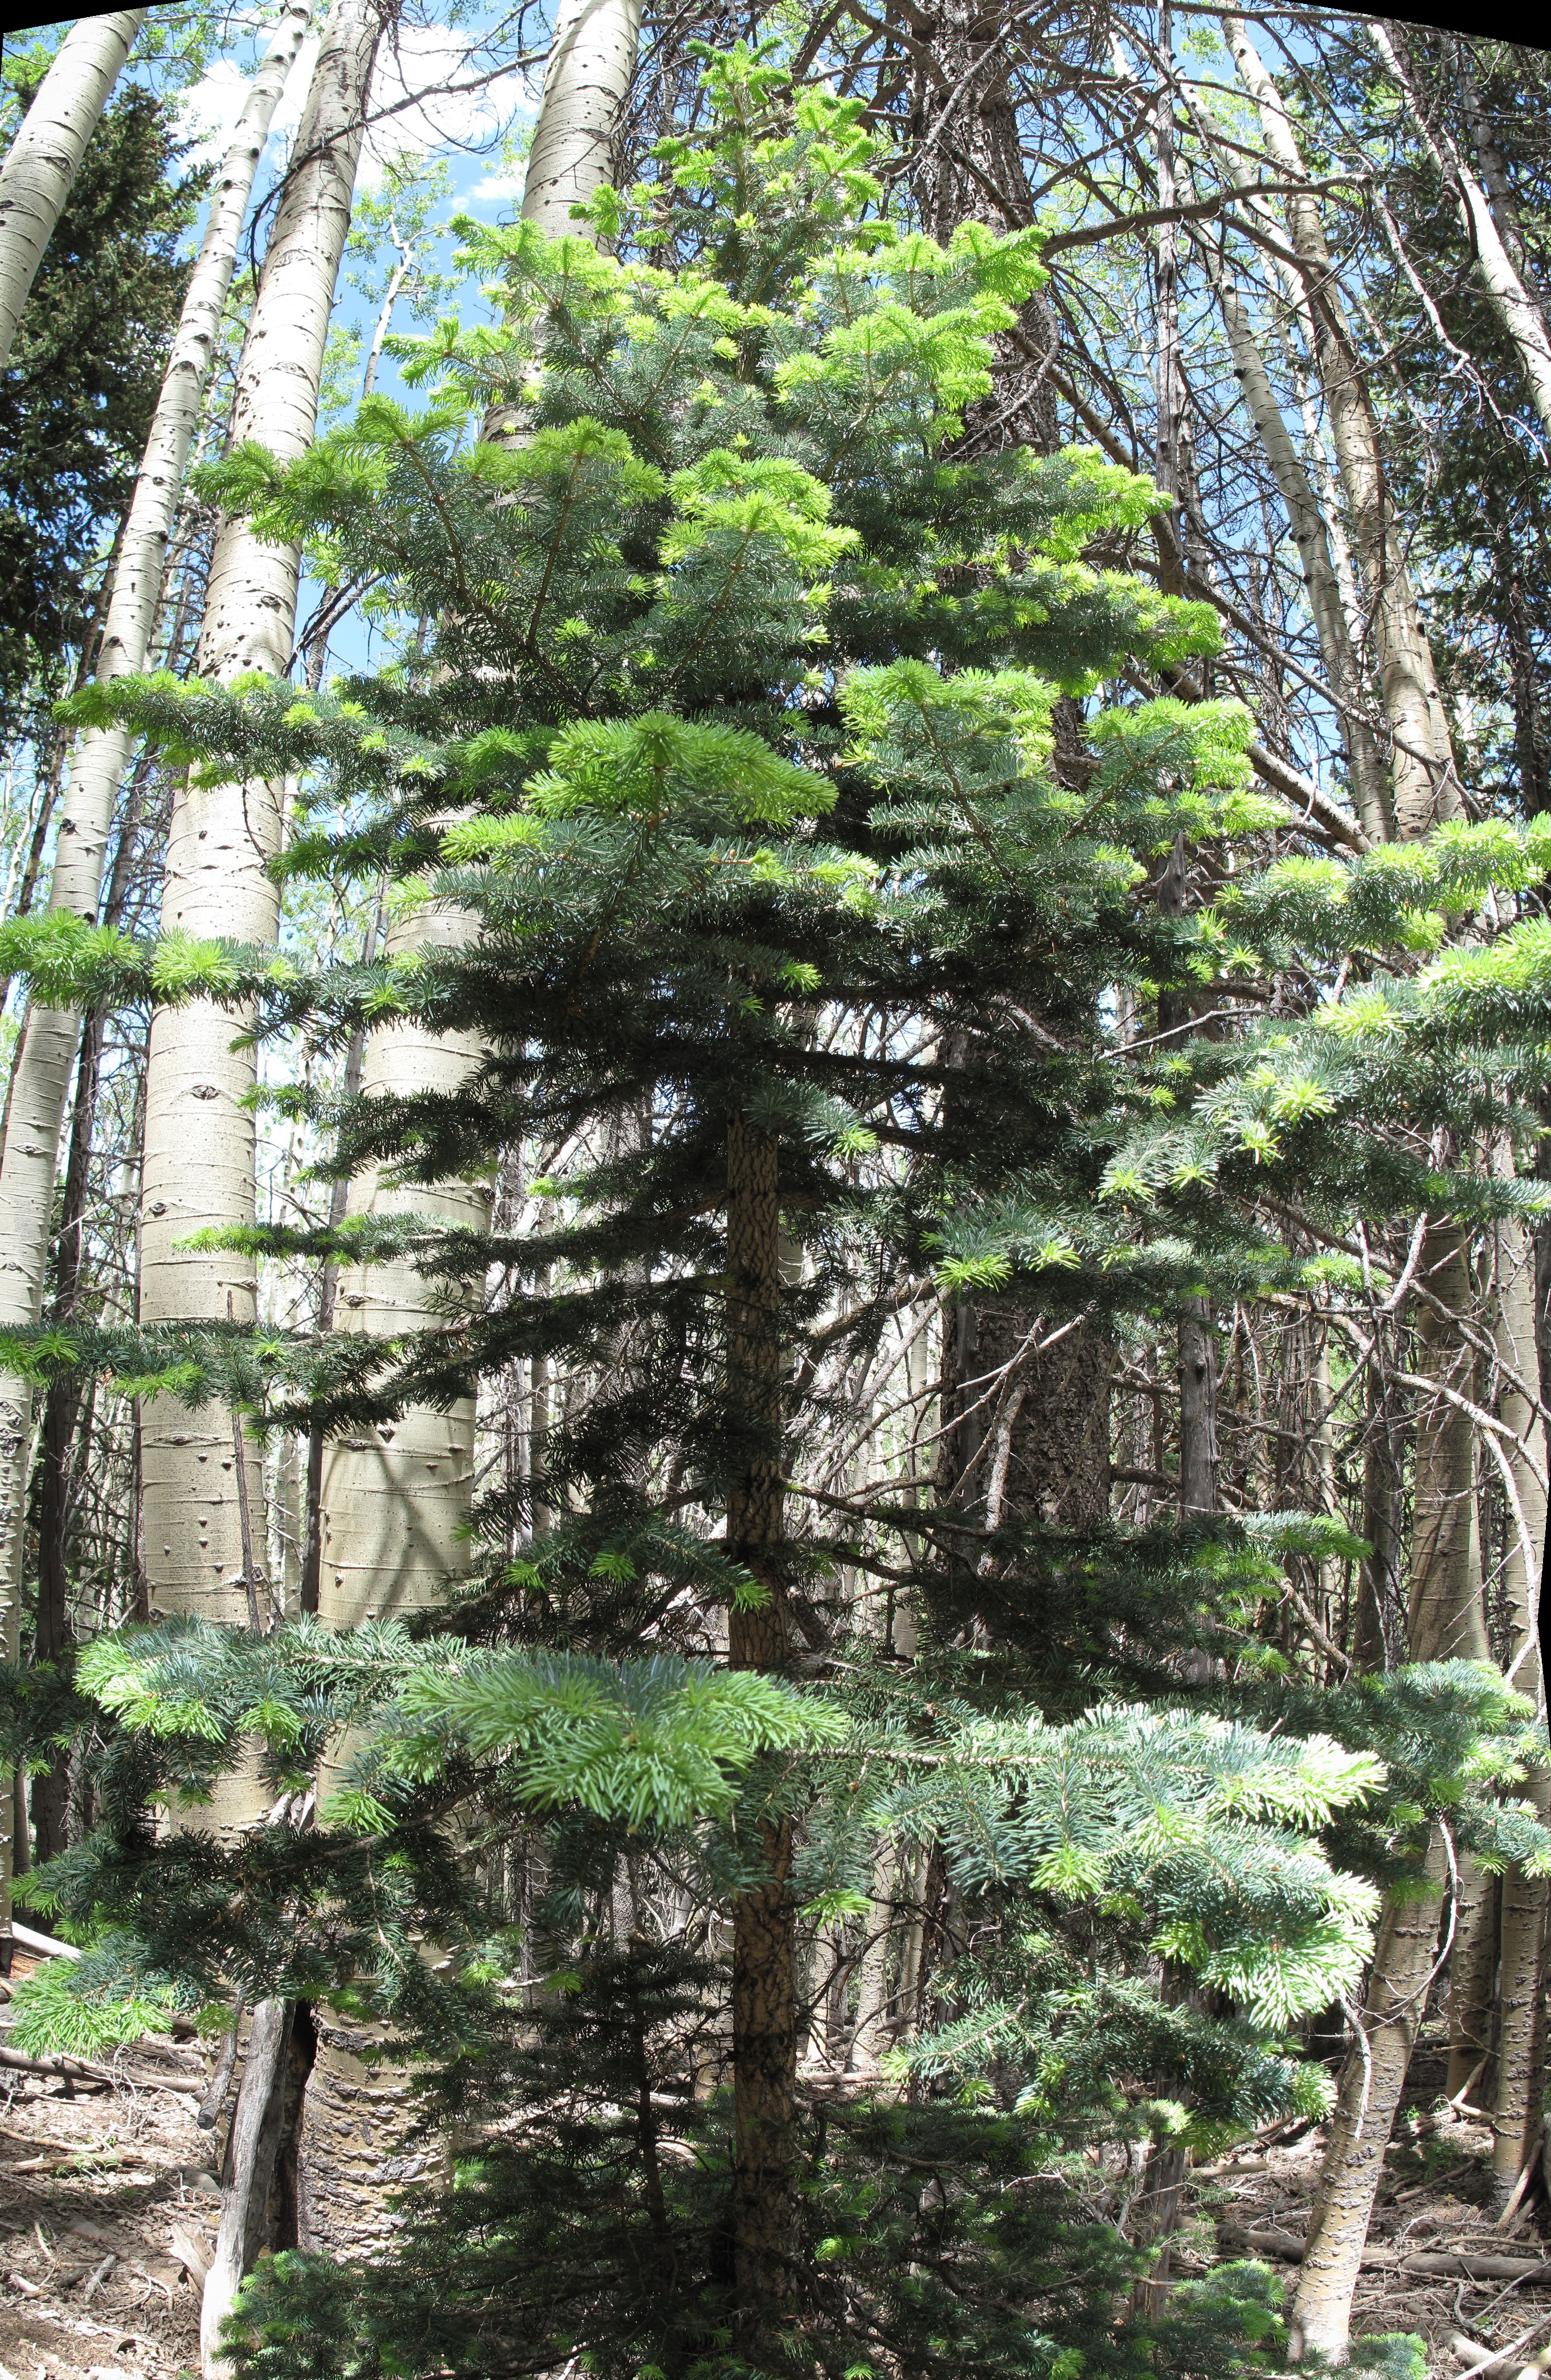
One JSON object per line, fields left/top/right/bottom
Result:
{"left": 0, "top": 2043, "right": 202, "bottom": 2094}
{"left": 1403, "top": 2255, "right": 1551, "bottom": 2284}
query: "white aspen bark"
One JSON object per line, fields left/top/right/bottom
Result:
{"left": 1369, "top": 22, "right": 1551, "bottom": 440}
{"left": 1184, "top": 145, "right": 1391, "bottom": 836}
{"left": 138, "top": 0, "right": 387, "bottom": 1680}
{"left": 1224, "top": 14, "right": 1460, "bottom": 838}
{"left": 0, "top": 0, "right": 312, "bottom": 1719}
{"left": 1289, "top": 1836, "right": 1450, "bottom": 2363}
{"left": 300, "top": 0, "right": 643, "bottom": 2252}
{"left": 0, "top": 1, "right": 312, "bottom": 1958}
{"left": 519, "top": 0, "right": 645, "bottom": 235}
{"left": 0, "top": 10, "right": 145, "bottom": 374}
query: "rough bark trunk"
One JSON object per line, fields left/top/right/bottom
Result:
{"left": 200, "top": 2000, "right": 293, "bottom": 2378}
{"left": 1225, "top": 14, "right": 1460, "bottom": 837}
{"left": 1488, "top": 1210, "right": 1548, "bottom": 2204}
{"left": 715, "top": 1115, "right": 816, "bottom": 2344}
{"left": 725, "top": 1112, "right": 797, "bottom": 2352}
{"left": 0, "top": 11, "right": 145, "bottom": 372}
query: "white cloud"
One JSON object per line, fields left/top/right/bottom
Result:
{"left": 173, "top": 35, "right": 317, "bottom": 167}
{"left": 357, "top": 19, "right": 536, "bottom": 188}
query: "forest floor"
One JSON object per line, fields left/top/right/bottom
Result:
{"left": 0, "top": 1947, "right": 210, "bottom": 2380}
{"left": 1, "top": 1971, "right": 1544, "bottom": 2380}
{"left": 1200, "top": 2038, "right": 1551, "bottom": 2374}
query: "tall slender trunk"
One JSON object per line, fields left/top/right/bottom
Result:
{"left": 200, "top": 2000, "right": 296, "bottom": 2377}
{"left": 1225, "top": 14, "right": 1459, "bottom": 837}
{"left": 138, "top": 0, "right": 384, "bottom": 1666}
{"left": 1369, "top": 23, "right": 1551, "bottom": 440}
{"left": 1182, "top": 124, "right": 1390, "bottom": 837}
{"left": 300, "top": 0, "right": 641, "bottom": 2248}
{"left": 1488, "top": 1209, "right": 1548, "bottom": 2206}
{"left": 1288, "top": 1834, "right": 1451, "bottom": 2363}
{"left": 519, "top": 0, "right": 644, "bottom": 232}
{"left": 0, "top": 1, "right": 313, "bottom": 1934}
{"left": 0, "top": 10, "right": 145, "bottom": 372}
{"left": 129, "top": 2, "right": 386, "bottom": 2354}
{"left": 1293, "top": 1242, "right": 1484, "bottom": 2356}
{"left": 726, "top": 1111, "right": 796, "bottom": 2350}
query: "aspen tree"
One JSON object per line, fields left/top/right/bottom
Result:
{"left": 0, "top": 1, "right": 313, "bottom": 1953}
{"left": 300, "top": 0, "right": 645, "bottom": 2256}
{"left": 140, "top": 0, "right": 388, "bottom": 1720}
{"left": 0, "top": 10, "right": 145, "bottom": 375}
{"left": 109, "top": 1, "right": 390, "bottom": 2364}
{"left": 1368, "top": 23, "right": 1551, "bottom": 442}
{"left": 1223, "top": 13, "right": 1459, "bottom": 838}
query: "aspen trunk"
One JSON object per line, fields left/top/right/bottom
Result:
{"left": 726, "top": 1111, "right": 797, "bottom": 2352}
{"left": 130, "top": 0, "right": 386, "bottom": 2340}
{"left": 1185, "top": 150, "right": 1390, "bottom": 838}
{"left": 1289, "top": 1836, "right": 1450, "bottom": 2364}
{"left": 1368, "top": 23, "right": 1551, "bottom": 440}
{"left": 138, "top": 0, "right": 385, "bottom": 1669}
{"left": 300, "top": 0, "right": 641, "bottom": 2244}
{"left": 1225, "top": 14, "right": 1460, "bottom": 837}
{"left": 0, "top": 10, "right": 144, "bottom": 373}
{"left": 519, "top": 0, "right": 644, "bottom": 232}
{"left": 1407, "top": 1229, "right": 1487, "bottom": 1667}
{"left": 0, "top": 1, "right": 314, "bottom": 1885}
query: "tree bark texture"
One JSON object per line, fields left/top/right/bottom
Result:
{"left": 1225, "top": 14, "right": 1460, "bottom": 838}
{"left": 1406, "top": 1227, "right": 1487, "bottom": 1667}
{"left": 726, "top": 1112, "right": 797, "bottom": 2352}
{"left": 940, "top": 1299, "right": 1112, "bottom": 1529}
{"left": 0, "top": 11, "right": 145, "bottom": 374}
{"left": 905, "top": 0, "right": 1061, "bottom": 456}
{"left": 138, "top": 0, "right": 386, "bottom": 1683}
{"left": 200, "top": 1998, "right": 294, "bottom": 2378}
{"left": 520, "top": 0, "right": 644, "bottom": 235}
{"left": 1289, "top": 1838, "right": 1450, "bottom": 2363}
{"left": 0, "top": 0, "right": 314, "bottom": 1802}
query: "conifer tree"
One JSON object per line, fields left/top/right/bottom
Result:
{"left": 7, "top": 42, "right": 1551, "bottom": 2380}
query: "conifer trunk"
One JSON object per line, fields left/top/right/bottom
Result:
{"left": 1225, "top": 14, "right": 1460, "bottom": 836}
{"left": 0, "top": 10, "right": 145, "bottom": 374}
{"left": 1488, "top": 1213, "right": 1548, "bottom": 2206}
{"left": 0, "top": 1, "right": 313, "bottom": 1918}
{"left": 726, "top": 1110, "right": 797, "bottom": 2348}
